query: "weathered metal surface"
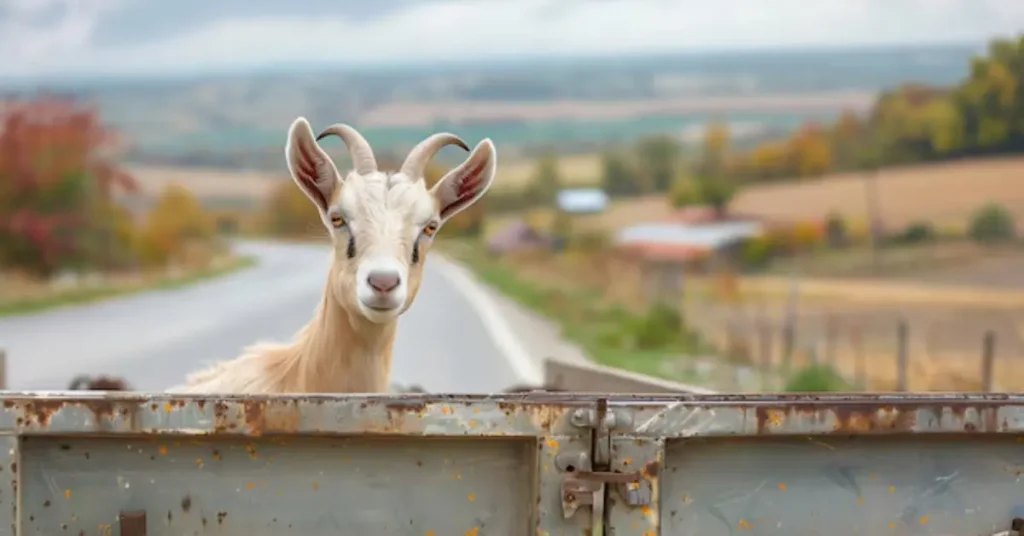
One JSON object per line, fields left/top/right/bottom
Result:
{"left": 0, "top": 435, "right": 16, "bottom": 536}
{"left": 3, "top": 392, "right": 1024, "bottom": 535}
{"left": 662, "top": 436, "right": 1024, "bottom": 536}
{"left": 616, "top": 393, "right": 1024, "bottom": 438}
{"left": 608, "top": 437, "right": 663, "bottom": 536}
{"left": 0, "top": 392, "right": 583, "bottom": 437}
{"left": 20, "top": 436, "right": 535, "bottom": 535}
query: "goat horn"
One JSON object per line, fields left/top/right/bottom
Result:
{"left": 399, "top": 133, "right": 469, "bottom": 180}
{"left": 315, "top": 123, "right": 378, "bottom": 175}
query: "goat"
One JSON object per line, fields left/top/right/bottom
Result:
{"left": 169, "top": 117, "right": 497, "bottom": 394}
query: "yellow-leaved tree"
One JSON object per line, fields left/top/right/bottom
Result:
{"left": 138, "top": 184, "right": 216, "bottom": 267}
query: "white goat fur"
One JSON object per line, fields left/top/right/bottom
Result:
{"left": 168, "top": 117, "right": 497, "bottom": 394}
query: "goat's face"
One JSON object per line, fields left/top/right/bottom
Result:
{"left": 286, "top": 117, "right": 496, "bottom": 324}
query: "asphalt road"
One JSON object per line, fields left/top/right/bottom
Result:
{"left": 0, "top": 241, "right": 521, "bottom": 393}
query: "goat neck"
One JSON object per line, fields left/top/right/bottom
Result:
{"left": 284, "top": 264, "right": 396, "bottom": 393}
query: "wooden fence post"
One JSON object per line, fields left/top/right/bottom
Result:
{"left": 759, "top": 321, "right": 773, "bottom": 390}
{"left": 896, "top": 320, "right": 909, "bottom": 392}
{"left": 852, "top": 324, "right": 867, "bottom": 390}
{"left": 982, "top": 330, "right": 996, "bottom": 392}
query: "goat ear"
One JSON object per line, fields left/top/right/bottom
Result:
{"left": 431, "top": 138, "right": 496, "bottom": 224}
{"left": 285, "top": 117, "right": 340, "bottom": 211}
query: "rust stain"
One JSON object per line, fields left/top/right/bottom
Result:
{"left": 426, "top": 532, "right": 436, "bottom": 536}
{"left": 163, "top": 403, "right": 173, "bottom": 413}
{"left": 465, "top": 527, "right": 479, "bottom": 536}
{"left": 622, "top": 457, "right": 632, "bottom": 466}
{"left": 857, "top": 496, "right": 865, "bottom": 505}
{"left": 247, "top": 483, "right": 254, "bottom": 490}
{"left": 640, "top": 505, "right": 653, "bottom": 516}
{"left": 64, "top": 489, "right": 71, "bottom": 499}
{"left": 158, "top": 446, "right": 168, "bottom": 456}
{"left": 642, "top": 460, "right": 660, "bottom": 478}
{"left": 889, "top": 523, "right": 896, "bottom": 530}
{"left": 920, "top": 516, "right": 929, "bottom": 525}
{"left": 246, "top": 443, "right": 259, "bottom": 460}
{"left": 195, "top": 458, "right": 204, "bottom": 469}
{"left": 467, "top": 493, "right": 476, "bottom": 502}
{"left": 313, "top": 482, "right": 319, "bottom": 491}
{"left": 545, "top": 438, "right": 559, "bottom": 450}
{"left": 738, "top": 519, "right": 753, "bottom": 531}
{"left": 778, "top": 483, "right": 787, "bottom": 491}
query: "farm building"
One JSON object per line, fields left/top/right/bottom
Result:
{"left": 486, "top": 220, "right": 554, "bottom": 256}
{"left": 556, "top": 188, "right": 609, "bottom": 214}
{"left": 608, "top": 219, "right": 763, "bottom": 305}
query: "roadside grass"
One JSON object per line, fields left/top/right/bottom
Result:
{"left": 442, "top": 241, "right": 709, "bottom": 383}
{"left": 0, "top": 255, "right": 257, "bottom": 318}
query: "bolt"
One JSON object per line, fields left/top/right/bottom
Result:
{"left": 564, "top": 493, "right": 576, "bottom": 503}
{"left": 570, "top": 409, "right": 592, "bottom": 427}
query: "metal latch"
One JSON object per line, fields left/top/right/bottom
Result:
{"left": 561, "top": 469, "right": 641, "bottom": 517}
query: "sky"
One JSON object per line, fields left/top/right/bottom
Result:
{"left": 2, "top": 0, "right": 1024, "bottom": 80}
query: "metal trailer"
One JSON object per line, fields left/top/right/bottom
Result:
{"left": 2, "top": 391, "right": 1023, "bottom": 536}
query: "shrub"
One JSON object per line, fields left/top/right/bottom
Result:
{"left": 740, "top": 235, "right": 774, "bottom": 270}
{"left": 668, "top": 177, "right": 703, "bottom": 208}
{"left": 824, "top": 213, "right": 848, "bottom": 248}
{"left": 790, "top": 220, "right": 825, "bottom": 251}
{"left": 632, "top": 303, "right": 683, "bottom": 350}
{"left": 891, "top": 220, "right": 935, "bottom": 245}
{"left": 784, "top": 364, "right": 851, "bottom": 392}
{"left": 969, "top": 203, "right": 1016, "bottom": 244}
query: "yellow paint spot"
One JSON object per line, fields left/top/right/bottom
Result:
{"left": 623, "top": 457, "right": 632, "bottom": 466}
{"left": 313, "top": 482, "right": 320, "bottom": 490}
{"left": 472, "top": 408, "right": 480, "bottom": 414}
{"left": 467, "top": 493, "right": 476, "bottom": 502}
{"left": 920, "top": 516, "right": 929, "bottom": 525}
{"left": 426, "top": 531, "right": 436, "bottom": 536}
{"left": 889, "top": 523, "right": 896, "bottom": 530}
{"left": 442, "top": 406, "right": 452, "bottom": 415}
{"left": 465, "top": 527, "right": 479, "bottom": 536}
{"left": 888, "top": 485, "right": 895, "bottom": 493}
{"left": 158, "top": 446, "right": 168, "bottom": 456}
{"left": 246, "top": 483, "right": 254, "bottom": 490}
{"left": 857, "top": 496, "right": 865, "bottom": 505}
{"left": 640, "top": 506, "right": 652, "bottom": 516}
{"left": 468, "top": 420, "right": 478, "bottom": 428}
{"left": 163, "top": 403, "right": 173, "bottom": 413}
{"left": 64, "top": 489, "right": 72, "bottom": 499}
{"left": 644, "top": 532, "right": 656, "bottom": 536}
{"left": 545, "top": 438, "right": 559, "bottom": 450}
{"left": 738, "top": 519, "right": 753, "bottom": 531}
{"left": 778, "top": 483, "right": 787, "bottom": 491}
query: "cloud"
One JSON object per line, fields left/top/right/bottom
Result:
{"left": 2, "top": 0, "right": 1023, "bottom": 79}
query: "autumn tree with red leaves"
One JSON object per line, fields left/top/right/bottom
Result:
{"left": 0, "top": 97, "right": 138, "bottom": 277}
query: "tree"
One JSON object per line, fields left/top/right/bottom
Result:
{"left": 634, "top": 135, "right": 681, "bottom": 192}
{"left": 263, "top": 180, "right": 323, "bottom": 238}
{"left": 600, "top": 150, "right": 641, "bottom": 196}
{"left": 525, "top": 152, "right": 562, "bottom": 207}
{"left": 787, "top": 123, "right": 834, "bottom": 177}
{"left": 0, "top": 97, "right": 138, "bottom": 277}
{"left": 668, "top": 177, "right": 703, "bottom": 208}
{"left": 698, "top": 121, "right": 731, "bottom": 177}
{"left": 969, "top": 203, "right": 1017, "bottom": 244}
{"left": 138, "top": 184, "right": 216, "bottom": 266}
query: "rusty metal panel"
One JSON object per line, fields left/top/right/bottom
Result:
{"left": 618, "top": 393, "right": 1024, "bottom": 438}
{"left": 0, "top": 393, "right": 582, "bottom": 437}
{"left": 20, "top": 435, "right": 534, "bottom": 535}
{"left": 607, "top": 437, "right": 663, "bottom": 536}
{"left": 660, "top": 436, "right": 1024, "bottom": 536}
{"left": 0, "top": 435, "right": 16, "bottom": 536}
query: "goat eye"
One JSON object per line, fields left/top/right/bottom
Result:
{"left": 330, "top": 214, "right": 346, "bottom": 228}
{"left": 423, "top": 222, "right": 439, "bottom": 237}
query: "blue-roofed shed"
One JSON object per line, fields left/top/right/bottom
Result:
{"left": 556, "top": 188, "right": 608, "bottom": 214}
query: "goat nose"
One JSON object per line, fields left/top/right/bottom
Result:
{"left": 367, "top": 271, "right": 401, "bottom": 293}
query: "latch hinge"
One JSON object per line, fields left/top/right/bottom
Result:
{"left": 561, "top": 399, "right": 643, "bottom": 527}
